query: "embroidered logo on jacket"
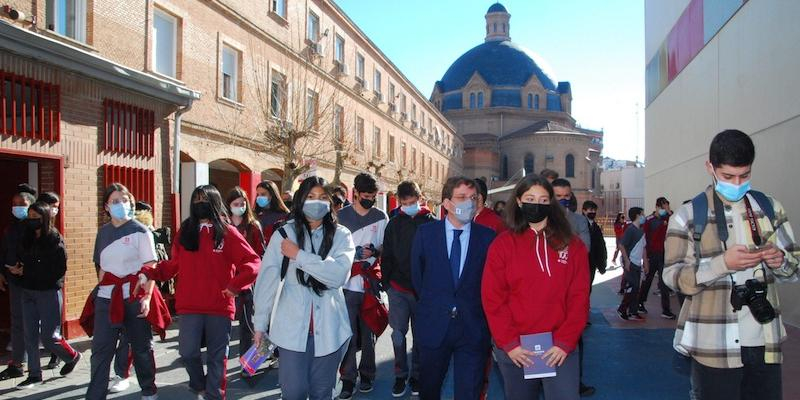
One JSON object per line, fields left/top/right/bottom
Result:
{"left": 213, "top": 239, "right": 225, "bottom": 253}
{"left": 558, "top": 249, "right": 569, "bottom": 264}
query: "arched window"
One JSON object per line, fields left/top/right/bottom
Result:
{"left": 469, "top": 92, "right": 476, "bottom": 109}
{"left": 527, "top": 93, "right": 533, "bottom": 109}
{"left": 501, "top": 155, "right": 509, "bottom": 180}
{"left": 524, "top": 153, "right": 534, "bottom": 174}
{"left": 493, "top": 22, "right": 497, "bottom": 33}
{"left": 477, "top": 92, "right": 484, "bottom": 108}
{"left": 565, "top": 154, "right": 575, "bottom": 178}
{"left": 502, "top": 23, "right": 506, "bottom": 33}
{"left": 534, "top": 94, "right": 540, "bottom": 110}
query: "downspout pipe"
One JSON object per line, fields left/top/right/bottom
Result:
{"left": 172, "top": 100, "right": 193, "bottom": 229}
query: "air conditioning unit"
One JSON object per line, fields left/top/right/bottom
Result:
{"left": 374, "top": 92, "right": 383, "bottom": 103}
{"left": 310, "top": 42, "right": 324, "bottom": 55}
{"left": 355, "top": 77, "right": 368, "bottom": 92}
{"left": 411, "top": 121, "right": 419, "bottom": 129}
{"left": 336, "top": 62, "right": 349, "bottom": 76}
{"left": 421, "top": 127, "right": 427, "bottom": 136}
{"left": 400, "top": 112, "right": 408, "bottom": 121}
{"left": 388, "top": 103, "right": 396, "bottom": 113}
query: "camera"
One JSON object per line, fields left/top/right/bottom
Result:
{"left": 730, "top": 279, "right": 776, "bottom": 324}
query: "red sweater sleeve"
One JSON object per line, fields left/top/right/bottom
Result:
{"left": 552, "top": 238, "right": 590, "bottom": 353}
{"left": 224, "top": 226, "right": 260, "bottom": 293}
{"left": 146, "top": 233, "right": 181, "bottom": 281}
{"left": 481, "top": 235, "right": 520, "bottom": 352}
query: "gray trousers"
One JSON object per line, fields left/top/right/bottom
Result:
{"left": 494, "top": 345, "right": 580, "bottom": 400}
{"left": 279, "top": 334, "right": 348, "bottom": 400}
{"left": 21, "top": 288, "right": 77, "bottom": 378}
{"left": 387, "top": 287, "right": 419, "bottom": 381}
{"left": 113, "top": 330, "right": 131, "bottom": 378}
{"left": 340, "top": 289, "right": 376, "bottom": 383}
{"left": 178, "top": 314, "right": 232, "bottom": 400}
{"left": 87, "top": 297, "right": 156, "bottom": 400}
{"left": 8, "top": 280, "right": 25, "bottom": 365}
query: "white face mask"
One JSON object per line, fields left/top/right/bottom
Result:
{"left": 50, "top": 207, "right": 59, "bottom": 217}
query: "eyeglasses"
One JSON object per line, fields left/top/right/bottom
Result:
{"left": 452, "top": 195, "right": 478, "bottom": 202}
{"left": 107, "top": 198, "right": 130, "bottom": 205}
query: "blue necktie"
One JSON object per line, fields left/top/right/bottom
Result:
{"left": 450, "top": 229, "right": 463, "bottom": 286}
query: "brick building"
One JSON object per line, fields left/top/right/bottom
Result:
{"left": 0, "top": 0, "right": 458, "bottom": 338}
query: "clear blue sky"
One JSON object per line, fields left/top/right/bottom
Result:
{"left": 335, "top": 0, "right": 645, "bottom": 162}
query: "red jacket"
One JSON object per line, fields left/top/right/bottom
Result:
{"left": 482, "top": 229, "right": 589, "bottom": 353}
{"left": 144, "top": 224, "right": 260, "bottom": 320}
{"left": 643, "top": 214, "right": 669, "bottom": 255}
{"left": 474, "top": 207, "right": 508, "bottom": 234}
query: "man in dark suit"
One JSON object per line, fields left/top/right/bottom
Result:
{"left": 582, "top": 200, "right": 607, "bottom": 290}
{"left": 411, "top": 177, "right": 496, "bottom": 400}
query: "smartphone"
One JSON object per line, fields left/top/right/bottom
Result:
{"left": 748, "top": 243, "right": 772, "bottom": 253}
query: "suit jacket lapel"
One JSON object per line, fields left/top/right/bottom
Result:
{"left": 455, "top": 224, "right": 479, "bottom": 292}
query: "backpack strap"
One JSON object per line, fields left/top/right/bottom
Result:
{"left": 691, "top": 192, "right": 708, "bottom": 247}
{"left": 748, "top": 190, "right": 775, "bottom": 226}
{"left": 277, "top": 227, "right": 290, "bottom": 281}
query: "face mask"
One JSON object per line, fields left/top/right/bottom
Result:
{"left": 11, "top": 206, "right": 28, "bottom": 220}
{"left": 638, "top": 216, "right": 646, "bottom": 225}
{"left": 452, "top": 200, "right": 476, "bottom": 224}
{"left": 109, "top": 202, "right": 132, "bottom": 221}
{"left": 586, "top": 212, "right": 597, "bottom": 220}
{"left": 191, "top": 202, "right": 214, "bottom": 220}
{"left": 303, "top": 199, "right": 330, "bottom": 221}
{"left": 25, "top": 218, "right": 42, "bottom": 231}
{"left": 255, "top": 196, "right": 270, "bottom": 208}
{"left": 714, "top": 173, "right": 751, "bottom": 202}
{"left": 50, "top": 207, "right": 59, "bottom": 217}
{"left": 521, "top": 203, "right": 550, "bottom": 223}
{"left": 359, "top": 198, "right": 375, "bottom": 209}
{"left": 658, "top": 209, "right": 668, "bottom": 217}
{"left": 231, "top": 206, "right": 246, "bottom": 217}
{"left": 401, "top": 203, "right": 421, "bottom": 217}
{"left": 558, "top": 198, "right": 571, "bottom": 208}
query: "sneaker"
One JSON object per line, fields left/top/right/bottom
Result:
{"left": 339, "top": 380, "right": 355, "bottom": 399}
{"left": 637, "top": 304, "right": 648, "bottom": 314}
{"left": 661, "top": 311, "right": 677, "bottom": 320}
{"left": 109, "top": 375, "right": 130, "bottom": 393}
{"left": 580, "top": 383, "right": 596, "bottom": 397}
{"left": 60, "top": 352, "right": 81, "bottom": 376}
{"left": 392, "top": 377, "right": 407, "bottom": 397}
{"left": 142, "top": 395, "right": 158, "bottom": 400}
{"left": 0, "top": 364, "right": 24, "bottom": 381}
{"left": 359, "top": 377, "right": 374, "bottom": 393}
{"left": 629, "top": 313, "right": 645, "bottom": 321}
{"left": 45, "top": 353, "right": 60, "bottom": 370}
{"left": 16, "top": 376, "right": 43, "bottom": 390}
{"left": 617, "top": 309, "right": 629, "bottom": 320}
{"left": 410, "top": 378, "right": 420, "bottom": 396}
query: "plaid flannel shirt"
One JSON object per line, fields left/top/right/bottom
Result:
{"left": 663, "top": 186, "right": 799, "bottom": 369}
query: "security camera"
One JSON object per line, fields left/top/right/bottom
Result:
{"left": 8, "top": 8, "right": 25, "bottom": 21}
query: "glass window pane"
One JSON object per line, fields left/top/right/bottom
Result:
{"left": 153, "top": 10, "right": 176, "bottom": 77}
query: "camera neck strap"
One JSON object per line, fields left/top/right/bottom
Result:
{"left": 743, "top": 195, "right": 762, "bottom": 246}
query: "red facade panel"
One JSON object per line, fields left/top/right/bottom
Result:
{"left": 0, "top": 70, "right": 60, "bottom": 141}
{"left": 103, "top": 165, "right": 156, "bottom": 214}
{"left": 102, "top": 99, "right": 155, "bottom": 158}
{"left": 667, "top": 0, "right": 704, "bottom": 81}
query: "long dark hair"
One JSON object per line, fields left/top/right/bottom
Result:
{"left": 291, "top": 176, "right": 337, "bottom": 296}
{"left": 179, "top": 185, "right": 229, "bottom": 251}
{"left": 615, "top": 212, "right": 625, "bottom": 225}
{"left": 255, "top": 180, "right": 290, "bottom": 215}
{"left": 21, "top": 201, "right": 60, "bottom": 250}
{"left": 506, "top": 175, "right": 573, "bottom": 251}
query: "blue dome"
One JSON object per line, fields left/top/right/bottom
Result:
{"left": 487, "top": 3, "right": 507, "bottom": 13}
{"left": 437, "top": 41, "right": 557, "bottom": 93}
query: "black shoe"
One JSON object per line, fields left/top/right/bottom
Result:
{"left": 409, "top": 378, "right": 420, "bottom": 396}
{"left": 580, "top": 383, "right": 596, "bottom": 397}
{"left": 617, "top": 309, "right": 629, "bottom": 320}
{"left": 638, "top": 304, "right": 648, "bottom": 314}
{"left": 392, "top": 377, "right": 407, "bottom": 397}
{"left": 16, "top": 376, "right": 43, "bottom": 390}
{"left": 0, "top": 364, "right": 24, "bottom": 381}
{"left": 359, "top": 377, "right": 374, "bottom": 393}
{"left": 629, "top": 313, "right": 646, "bottom": 321}
{"left": 60, "top": 352, "right": 81, "bottom": 376}
{"left": 339, "top": 380, "right": 355, "bottom": 399}
{"left": 661, "top": 311, "right": 677, "bottom": 320}
{"left": 44, "top": 353, "right": 59, "bottom": 370}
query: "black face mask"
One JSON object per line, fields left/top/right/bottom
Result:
{"left": 192, "top": 202, "right": 214, "bottom": 220}
{"left": 25, "top": 218, "right": 42, "bottom": 231}
{"left": 520, "top": 203, "right": 550, "bottom": 223}
{"left": 359, "top": 198, "right": 375, "bottom": 209}
{"left": 586, "top": 212, "right": 597, "bottom": 220}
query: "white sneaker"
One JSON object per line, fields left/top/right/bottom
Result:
{"left": 109, "top": 376, "right": 130, "bottom": 393}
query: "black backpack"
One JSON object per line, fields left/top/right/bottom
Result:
{"left": 691, "top": 190, "right": 775, "bottom": 246}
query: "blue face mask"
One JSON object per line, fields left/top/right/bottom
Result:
{"left": 638, "top": 215, "right": 647, "bottom": 225}
{"left": 255, "top": 196, "right": 270, "bottom": 208}
{"left": 558, "top": 198, "right": 571, "bottom": 208}
{"left": 401, "top": 203, "right": 421, "bottom": 217}
{"left": 303, "top": 200, "right": 330, "bottom": 221}
{"left": 452, "top": 200, "right": 476, "bottom": 224}
{"left": 109, "top": 202, "right": 132, "bottom": 221}
{"left": 11, "top": 206, "right": 28, "bottom": 220}
{"left": 658, "top": 209, "right": 668, "bottom": 217}
{"left": 714, "top": 174, "right": 751, "bottom": 202}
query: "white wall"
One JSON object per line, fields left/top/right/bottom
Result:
{"left": 645, "top": 0, "right": 800, "bottom": 325}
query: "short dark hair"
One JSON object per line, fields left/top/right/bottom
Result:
{"left": 656, "top": 197, "right": 669, "bottom": 208}
{"left": 397, "top": 181, "right": 421, "bottom": 200}
{"left": 354, "top": 173, "right": 378, "bottom": 193}
{"left": 474, "top": 178, "right": 488, "bottom": 201}
{"left": 709, "top": 129, "right": 755, "bottom": 167}
{"left": 540, "top": 169, "right": 559, "bottom": 180}
{"left": 441, "top": 176, "right": 476, "bottom": 201}
{"left": 17, "top": 183, "right": 37, "bottom": 197}
{"left": 628, "top": 207, "right": 644, "bottom": 221}
{"left": 135, "top": 201, "right": 152, "bottom": 212}
{"left": 582, "top": 200, "right": 598, "bottom": 210}
{"left": 37, "top": 192, "right": 60, "bottom": 205}
{"left": 551, "top": 178, "right": 571, "bottom": 188}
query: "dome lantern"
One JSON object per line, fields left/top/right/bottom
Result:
{"left": 485, "top": 3, "right": 510, "bottom": 42}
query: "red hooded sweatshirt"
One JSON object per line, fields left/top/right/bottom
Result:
{"left": 144, "top": 224, "right": 260, "bottom": 320}
{"left": 482, "top": 229, "right": 590, "bottom": 353}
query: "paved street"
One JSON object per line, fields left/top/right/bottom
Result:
{"left": 2, "top": 238, "right": 798, "bottom": 399}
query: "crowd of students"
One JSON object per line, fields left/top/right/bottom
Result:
{"left": 1, "top": 129, "right": 796, "bottom": 400}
